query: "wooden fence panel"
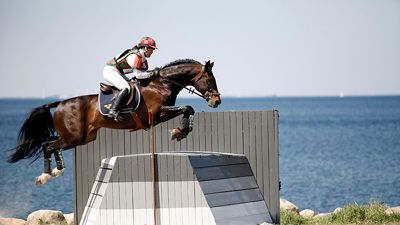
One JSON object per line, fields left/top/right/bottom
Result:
{"left": 74, "top": 110, "right": 280, "bottom": 224}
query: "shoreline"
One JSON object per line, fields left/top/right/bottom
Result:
{"left": 280, "top": 198, "right": 400, "bottom": 219}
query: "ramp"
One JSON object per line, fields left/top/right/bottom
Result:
{"left": 80, "top": 152, "right": 273, "bottom": 225}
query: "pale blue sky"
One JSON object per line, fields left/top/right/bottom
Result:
{"left": 1, "top": 0, "right": 399, "bottom": 98}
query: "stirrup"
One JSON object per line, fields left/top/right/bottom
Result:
{"left": 108, "top": 109, "right": 120, "bottom": 121}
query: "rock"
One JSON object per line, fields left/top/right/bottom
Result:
{"left": 0, "top": 218, "right": 26, "bottom": 225}
{"left": 64, "top": 213, "right": 74, "bottom": 225}
{"left": 385, "top": 206, "right": 400, "bottom": 215}
{"left": 334, "top": 207, "right": 343, "bottom": 213}
{"left": 299, "top": 209, "right": 314, "bottom": 218}
{"left": 26, "top": 210, "right": 66, "bottom": 225}
{"left": 314, "top": 212, "right": 331, "bottom": 218}
{"left": 258, "top": 223, "right": 274, "bottom": 225}
{"left": 280, "top": 198, "right": 299, "bottom": 213}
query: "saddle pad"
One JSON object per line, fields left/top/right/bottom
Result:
{"left": 98, "top": 83, "right": 141, "bottom": 116}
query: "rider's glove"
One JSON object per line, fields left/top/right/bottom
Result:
{"left": 148, "top": 71, "right": 155, "bottom": 77}
{"left": 148, "top": 67, "right": 161, "bottom": 78}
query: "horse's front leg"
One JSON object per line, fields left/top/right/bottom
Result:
{"left": 159, "top": 105, "right": 194, "bottom": 141}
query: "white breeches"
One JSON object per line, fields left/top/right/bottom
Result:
{"left": 103, "top": 65, "right": 131, "bottom": 91}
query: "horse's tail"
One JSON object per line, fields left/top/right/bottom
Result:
{"left": 8, "top": 101, "right": 61, "bottom": 163}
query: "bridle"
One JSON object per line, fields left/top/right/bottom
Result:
{"left": 161, "top": 66, "right": 220, "bottom": 101}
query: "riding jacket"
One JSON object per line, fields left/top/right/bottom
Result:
{"left": 106, "top": 47, "right": 150, "bottom": 79}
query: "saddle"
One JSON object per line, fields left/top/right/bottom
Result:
{"left": 98, "top": 82, "right": 141, "bottom": 116}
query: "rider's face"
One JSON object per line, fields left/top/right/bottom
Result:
{"left": 144, "top": 47, "right": 154, "bottom": 58}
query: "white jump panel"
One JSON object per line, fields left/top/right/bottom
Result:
{"left": 80, "top": 152, "right": 272, "bottom": 225}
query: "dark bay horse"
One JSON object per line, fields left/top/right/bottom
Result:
{"left": 8, "top": 59, "right": 221, "bottom": 186}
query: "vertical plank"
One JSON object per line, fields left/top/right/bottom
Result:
{"left": 242, "top": 111, "right": 250, "bottom": 159}
{"left": 270, "top": 110, "right": 280, "bottom": 223}
{"left": 217, "top": 112, "right": 225, "bottom": 152}
{"left": 192, "top": 113, "right": 200, "bottom": 151}
{"left": 86, "top": 141, "right": 95, "bottom": 222}
{"left": 248, "top": 111, "right": 257, "bottom": 177}
{"left": 74, "top": 147, "right": 82, "bottom": 224}
{"left": 132, "top": 155, "right": 140, "bottom": 225}
{"left": 144, "top": 156, "right": 153, "bottom": 225}
{"left": 93, "top": 130, "right": 100, "bottom": 183}
{"left": 80, "top": 143, "right": 89, "bottom": 216}
{"left": 256, "top": 111, "right": 264, "bottom": 194}
{"left": 236, "top": 112, "right": 244, "bottom": 154}
{"left": 230, "top": 111, "right": 239, "bottom": 154}
{"left": 181, "top": 156, "right": 189, "bottom": 225}
{"left": 223, "top": 112, "right": 231, "bottom": 153}
{"left": 193, "top": 160, "right": 203, "bottom": 225}
{"left": 159, "top": 154, "right": 170, "bottom": 225}
{"left": 137, "top": 132, "right": 146, "bottom": 225}
{"left": 112, "top": 131, "right": 120, "bottom": 225}
{"left": 186, "top": 157, "right": 196, "bottom": 225}
{"left": 118, "top": 131, "right": 127, "bottom": 225}
{"left": 125, "top": 155, "right": 134, "bottom": 225}
{"left": 211, "top": 112, "right": 219, "bottom": 152}
{"left": 155, "top": 121, "right": 162, "bottom": 153}
{"left": 262, "top": 111, "right": 270, "bottom": 206}
{"left": 174, "top": 155, "right": 183, "bottom": 225}
{"left": 99, "top": 129, "right": 107, "bottom": 164}
{"left": 105, "top": 129, "right": 114, "bottom": 225}
{"left": 198, "top": 112, "right": 206, "bottom": 152}
{"left": 205, "top": 112, "right": 212, "bottom": 152}
{"left": 161, "top": 119, "right": 169, "bottom": 153}
{"left": 167, "top": 155, "right": 176, "bottom": 224}
{"left": 99, "top": 129, "right": 107, "bottom": 224}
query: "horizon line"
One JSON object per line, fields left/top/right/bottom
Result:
{"left": 0, "top": 94, "right": 399, "bottom": 100}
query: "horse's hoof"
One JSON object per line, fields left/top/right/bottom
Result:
{"left": 170, "top": 128, "right": 187, "bottom": 141}
{"left": 51, "top": 168, "right": 64, "bottom": 177}
{"left": 35, "top": 173, "right": 52, "bottom": 186}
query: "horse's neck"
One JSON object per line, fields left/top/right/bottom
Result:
{"left": 159, "top": 71, "right": 193, "bottom": 105}
{"left": 162, "top": 65, "right": 198, "bottom": 86}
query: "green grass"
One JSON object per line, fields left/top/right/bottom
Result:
{"left": 38, "top": 218, "right": 68, "bottom": 225}
{"left": 280, "top": 202, "right": 400, "bottom": 225}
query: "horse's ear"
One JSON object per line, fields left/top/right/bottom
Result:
{"left": 205, "top": 60, "right": 213, "bottom": 71}
{"left": 205, "top": 60, "right": 211, "bottom": 69}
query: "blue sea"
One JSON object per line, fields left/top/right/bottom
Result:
{"left": 1, "top": 96, "right": 400, "bottom": 219}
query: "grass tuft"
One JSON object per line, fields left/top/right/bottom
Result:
{"left": 280, "top": 202, "right": 400, "bottom": 225}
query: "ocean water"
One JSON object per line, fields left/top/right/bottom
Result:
{"left": 0, "top": 96, "right": 399, "bottom": 219}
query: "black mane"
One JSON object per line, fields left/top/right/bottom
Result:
{"left": 161, "top": 59, "right": 201, "bottom": 69}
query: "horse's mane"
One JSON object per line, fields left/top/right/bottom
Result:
{"left": 161, "top": 59, "right": 201, "bottom": 69}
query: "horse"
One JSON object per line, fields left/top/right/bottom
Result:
{"left": 8, "top": 59, "right": 221, "bottom": 186}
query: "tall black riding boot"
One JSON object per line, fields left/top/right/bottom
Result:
{"left": 108, "top": 88, "right": 130, "bottom": 121}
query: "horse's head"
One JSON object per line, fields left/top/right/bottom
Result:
{"left": 158, "top": 59, "right": 221, "bottom": 108}
{"left": 192, "top": 61, "right": 221, "bottom": 108}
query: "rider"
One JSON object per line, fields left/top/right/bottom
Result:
{"left": 103, "top": 36, "right": 159, "bottom": 120}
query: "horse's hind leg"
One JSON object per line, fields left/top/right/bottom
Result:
{"left": 52, "top": 149, "right": 65, "bottom": 177}
{"left": 35, "top": 136, "right": 70, "bottom": 186}
{"left": 35, "top": 136, "right": 59, "bottom": 186}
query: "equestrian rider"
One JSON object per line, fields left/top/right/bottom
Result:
{"left": 103, "top": 36, "right": 159, "bottom": 120}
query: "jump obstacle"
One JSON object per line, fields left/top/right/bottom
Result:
{"left": 73, "top": 110, "right": 280, "bottom": 224}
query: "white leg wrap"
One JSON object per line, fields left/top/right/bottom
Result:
{"left": 51, "top": 167, "right": 64, "bottom": 178}
{"left": 35, "top": 173, "right": 53, "bottom": 186}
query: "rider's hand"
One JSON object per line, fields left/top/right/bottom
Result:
{"left": 149, "top": 68, "right": 160, "bottom": 77}
{"left": 153, "top": 67, "right": 161, "bottom": 76}
{"left": 148, "top": 71, "right": 156, "bottom": 77}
